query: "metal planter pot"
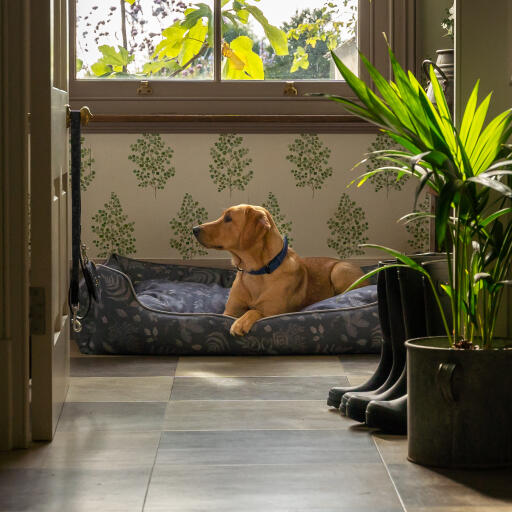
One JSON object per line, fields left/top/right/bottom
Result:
{"left": 406, "top": 336, "right": 512, "bottom": 469}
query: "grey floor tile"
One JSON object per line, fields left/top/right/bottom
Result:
{"left": 386, "top": 462, "right": 512, "bottom": 509}
{"left": 67, "top": 377, "right": 173, "bottom": 402}
{"left": 163, "top": 400, "right": 356, "bottom": 431}
{"left": 175, "top": 355, "right": 345, "bottom": 377}
{"left": 143, "top": 463, "right": 403, "bottom": 512}
{"left": 70, "top": 355, "right": 178, "bottom": 377}
{"left": 407, "top": 507, "right": 512, "bottom": 512}
{"left": 156, "top": 429, "right": 380, "bottom": 465}
{"left": 373, "top": 434, "right": 408, "bottom": 464}
{"left": 338, "top": 354, "right": 380, "bottom": 375}
{"left": 0, "top": 467, "right": 150, "bottom": 512}
{"left": 170, "top": 376, "right": 349, "bottom": 401}
{"left": 0, "top": 432, "right": 160, "bottom": 470}
{"left": 374, "top": 434, "right": 512, "bottom": 508}
{"left": 0, "top": 431, "right": 160, "bottom": 470}
{"left": 57, "top": 402, "right": 167, "bottom": 432}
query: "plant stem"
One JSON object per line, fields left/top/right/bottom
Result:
{"left": 426, "top": 273, "right": 453, "bottom": 345}
{"left": 120, "top": 0, "right": 128, "bottom": 72}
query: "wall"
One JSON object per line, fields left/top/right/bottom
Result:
{"left": 455, "top": 0, "right": 512, "bottom": 337}
{"left": 80, "top": 132, "right": 430, "bottom": 262}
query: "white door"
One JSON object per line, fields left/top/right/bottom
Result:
{"left": 30, "top": 0, "right": 71, "bottom": 440}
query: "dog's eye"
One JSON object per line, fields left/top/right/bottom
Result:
{"left": 224, "top": 215, "right": 232, "bottom": 223}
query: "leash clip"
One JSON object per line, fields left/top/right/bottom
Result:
{"left": 71, "top": 304, "right": 82, "bottom": 333}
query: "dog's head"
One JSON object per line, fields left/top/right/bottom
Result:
{"left": 193, "top": 204, "right": 273, "bottom": 251}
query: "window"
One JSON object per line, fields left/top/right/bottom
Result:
{"left": 70, "top": 0, "right": 416, "bottom": 122}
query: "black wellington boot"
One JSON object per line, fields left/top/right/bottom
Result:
{"left": 366, "top": 394, "right": 408, "bottom": 435}
{"left": 346, "top": 365, "right": 407, "bottom": 422}
{"left": 340, "top": 264, "right": 406, "bottom": 416}
{"left": 359, "top": 254, "right": 446, "bottom": 431}
{"left": 327, "top": 269, "right": 393, "bottom": 408}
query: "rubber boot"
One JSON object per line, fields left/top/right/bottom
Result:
{"left": 327, "top": 268, "right": 393, "bottom": 408}
{"left": 360, "top": 254, "right": 445, "bottom": 431}
{"left": 340, "top": 264, "right": 406, "bottom": 415}
{"left": 366, "top": 394, "right": 408, "bottom": 435}
{"left": 346, "top": 365, "right": 407, "bottom": 422}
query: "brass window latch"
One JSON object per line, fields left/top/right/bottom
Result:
{"left": 283, "top": 82, "right": 298, "bottom": 96}
{"left": 136, "top": 81, "right": 153, "bottom": 96}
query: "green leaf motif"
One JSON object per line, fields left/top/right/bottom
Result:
{"left": 261, "top": 192, "right": 294, "bottom": 244}
{"left": 287, "top": 134, "right": 333, "bottom": 197}
{"left": 209, "top": 134, "right": 254, "bottom": 197}
{"left": 327, "top": 193, "right": 369, "bottom": 258}
{"left": 367, "top": 132, "right": 410, "bottom": 195}
{"left": 128, "top": 134, "right": 175, "bottom": 197}
{"left": 405, "top": 195, "right": 431, "bottom": 252}
{"left": 169, "top": 193, "right": 209, "bottom": 260}
{"left": 69, "top": 136, "right": 96, "bottom": 191}
{"left": 91, "top": 192, "right": 136, "bottom": 258}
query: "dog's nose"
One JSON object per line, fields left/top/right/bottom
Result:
{"left": 192, "top": 226, "right": 201, "bottom": 238}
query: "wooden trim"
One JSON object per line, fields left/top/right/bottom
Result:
{"left": 0, "top": 0, "right": 31, "bottom": 450}
{"left": 91, "top": 114, "right": 365, "bottom": 124}
{"left": 83, "top": 114, "right": 378, "bottom": 134}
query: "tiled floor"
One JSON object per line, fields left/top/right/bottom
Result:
{"left": 1, "top": 344, "right": 512, "bottom": 511}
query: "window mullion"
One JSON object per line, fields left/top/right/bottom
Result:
{"left": 214, "top": 0, "right": 222, "bottom": 83}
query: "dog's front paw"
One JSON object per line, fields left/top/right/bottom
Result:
{"left": 230, "top": 317, "right": 253, "bottom": 337}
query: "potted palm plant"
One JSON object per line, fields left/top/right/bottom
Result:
{"left": 321, "top": 46, "right": 512, "bottom": 468}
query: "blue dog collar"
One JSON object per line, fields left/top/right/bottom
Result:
{"left": 242, "top": 236, "right": 289, "bottom": 275}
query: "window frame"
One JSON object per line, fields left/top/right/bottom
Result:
{"left": 70, "top": 0, "right": 416, "bottom": 132}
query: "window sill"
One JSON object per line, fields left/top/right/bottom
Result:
{"left": 82, "top": 113, "right": 378, "bottom": 134}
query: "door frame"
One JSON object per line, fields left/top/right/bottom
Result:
{"left": 0, "top": 0, "right": 31, "bottom": 450}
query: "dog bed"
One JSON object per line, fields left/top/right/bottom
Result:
{"left": 74, "top": 254, "right": 382, "bottom": 355}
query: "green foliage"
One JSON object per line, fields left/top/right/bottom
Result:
{"left": 405, "top": 195, "right": 431, "bottom": 252}
{"left": 287, "top": 134, "right": 333, "bottom": 197}
{"left": 261, "top": 192, "right": 294, "bottom": 244}
{"left": 169, "top": 193, "right": 209, "bottom": 259}
{"left": 366, "top": 132, "right": 409, "bottom": 195}
{"left": 209, "top": 134, "right": 254, "bottom": 197}
{"left": 326, "top": 45, "right": 512, "bottom": 348}
{"left": 128, "top": 134, "right": 175, "bottom": 197}
{"left": 91, "top": 192, "right": 136, "bottom": 258}
{"left": 284, "top": 1, "right": 356, "bottom": 78}
{"left": 86, "top": 1, "right": 356, "bottom": 80}
{"left": 91, "top": 45, "right": 134, "bottom": 77}
{"left": 80, "top": 137, "right": 96, "bottom": 191}
{"left": 327, "top": 193, "right": 369, "bottom": 258}
{"left": 70, "top": 136, "right": 96, "bottom": 191}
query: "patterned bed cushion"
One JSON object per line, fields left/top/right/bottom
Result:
{"left": 302, "top": 285, "right": 377, "bottom": 311}
{"left": 135, "top": 279, "right": 230, "bottom": 314}
{"left": 135, "top": 278, "right": 376, "bottom": 315}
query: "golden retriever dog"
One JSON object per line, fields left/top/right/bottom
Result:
{"left": 193, "top": 204, "right": 365, "bottom": 336}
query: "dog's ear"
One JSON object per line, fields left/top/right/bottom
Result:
{"left": 240, "top": 208, "right": 271, "bottom": 249}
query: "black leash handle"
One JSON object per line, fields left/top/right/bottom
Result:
{"left": 69, "top": 110, "right": 83, "bottom": 332}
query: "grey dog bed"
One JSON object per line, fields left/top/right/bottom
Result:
{"left": 73, "top": 254, "right": 382, "bottom": 355}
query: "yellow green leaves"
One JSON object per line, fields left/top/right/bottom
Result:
{"left": 179, "top": 19, "right": 208, "bottom": 66}
{"left": 291, "top": 47, "right": 309, "bottom": 73}
{"left": 91, "top": 45, "right": 133, "bottom": 76}
{"left": 150, "top": 18, "right": 208, "bottom": 74}
{"left": 243, "top": 5, "right": 288, "bottom": 56}
{"left": 223, "top": 36, "right": 264, "bottom": 79}
{"left": 153, "top": 25, "right": 187, "bottom": 60}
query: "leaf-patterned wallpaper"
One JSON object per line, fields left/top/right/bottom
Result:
{"left": 78, "top": 132, "right": 429, "bottom": 261}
